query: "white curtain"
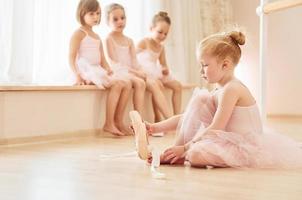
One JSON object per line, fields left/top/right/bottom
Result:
{"left": 0, "top": 0, "right": 232, "bottom": 85}
{"left": 158, "top": 0, "right": 233, "bottom": 85}
{"left": 0, "top": 0, "right": 17, "bottom": 83}
{"left": 0, "top": 0, "right": 78, "bottom": 85}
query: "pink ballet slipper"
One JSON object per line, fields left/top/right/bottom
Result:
{"left": 129, "top": 111, "right": 149, "bottom": 160}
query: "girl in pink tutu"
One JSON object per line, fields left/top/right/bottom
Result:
{"left": 69, "top": 0, "right": 131, "bottom": 136}
{"left": 137, "top": 12, "right": 182, "bottom": 121}
{"left": 142, "top": 30, "right": 302, "bottom": 168}
{"left": 104, "top": 3, "right": 146, "bottom": 116}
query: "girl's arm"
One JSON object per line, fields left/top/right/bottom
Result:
{"left": 149, "top": 114, "right": 182, "bottom": 133}
{"left": 158, "top": 47, "right": 170, "bottom": 75}
{"left": 129, "top": 39, "right": 140, "bottom": 69}
{"left": 136, "top": 38, "right": 147, "bottom": 53}
{"left": 129, "top": 39, "right": 146, "bottom": 79}
{"left": 69, "top": 30, "right": 85, "bottom": 84}
{"left": 99, "top": 41, "right": 113, "bottom": 74}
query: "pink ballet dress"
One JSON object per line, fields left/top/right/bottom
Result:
{"left": 179, "top": 88, "right": 302, "bottom": 169}
{"left": 76, "top": 29, "right": 112, "bottom": 88}
{"left": 136, "top": 48, "right": 174, "bottom": 83}
{"left": 107, "top": 37, "right": 134, "bottom": 80}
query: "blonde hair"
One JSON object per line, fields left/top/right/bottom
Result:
{"left": 152, "top": 11, "right": 171, "bottom": 26}
{"left": 76, "top": 0, "right": 100, "bottom": 25}
{"left": 198, "top": 31, "right": 245, "bottom": 65}
{"left": 105, "top": 3, "right": 125, "bottom": 23}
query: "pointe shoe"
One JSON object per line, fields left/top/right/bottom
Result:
{"left": 129, "top": 111, "right": 149, "bottom": 160}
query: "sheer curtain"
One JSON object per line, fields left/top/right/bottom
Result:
{"left": 0, "top": 0, "right": 232, "bottom": 85}
{"left": 0, "top": 0, "right": 78, "bottom": 85}
{"left": 0, "top": 0, "right": 156, "bottom": 85}
{"left": 159, "top": 0, "right": 233, "bottom": 85}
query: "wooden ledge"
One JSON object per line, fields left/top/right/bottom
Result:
{"left": 0, "top": 85, "right": 105, "bottom": 91}
{"left": 0, "top": 83, "right": 198, "bottom": 92}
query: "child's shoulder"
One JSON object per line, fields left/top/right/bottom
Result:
{"left": 126, "top": 36, "right": 135, "bottom": 43}
{"left": 222, "top": 79, "right": 252, "bottom": 100}
{"left": 136, "top": 37, "right": 149, "bottom": 48}
{"left": 122, "top": 35, "right": 134, "bottom": 46}
{"left": 223, "top": 79, "right": 247, "bottom": 94}
{"left": 71, "top": 28, "right": 87, "bottom": 40}
{"left": 226, "top": 79, "right": 243, "bottom": 89}
{"left": 104, "top": 33, "right": 113, "bottom": 42}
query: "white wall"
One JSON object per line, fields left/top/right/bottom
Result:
{"left": 231, "top": 0, "right": 302, "bottom": 116}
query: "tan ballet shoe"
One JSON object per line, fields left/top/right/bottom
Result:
{"left": 129, "top": 111, "right": 149, "bottom": 160}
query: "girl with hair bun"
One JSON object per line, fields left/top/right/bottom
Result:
{"left": 132, "top": 30, "right": 302, "bottom": 169}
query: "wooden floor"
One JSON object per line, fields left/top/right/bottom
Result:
{"left": 0, "top": 117, "right": 302, "bottom": 200}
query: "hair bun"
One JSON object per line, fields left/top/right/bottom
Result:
{"left": 158, "top": 11, "right": 168, "bottom": 17}
{"left": 228, "top": 31, "right": 245, "bottom": 45}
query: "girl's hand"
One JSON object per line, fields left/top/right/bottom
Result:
{"left": 130, "top": 70, "right": 146, "bottom": 81}
{"left": 163, "top": 146, "right": 185, "bottom": 164}
{"left": 107, "top": 69, "right": 113, "bottom": 76}
{"left": 75, "top": 75, "right": 85, "bottom": 85}
{"left": 138, "top": 71, "right": 147, "bottom": 81}
{"left": 162, "top": 68, "right": 169, "bottom": 75}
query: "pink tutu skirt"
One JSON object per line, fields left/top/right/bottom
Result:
{"left": 137, "top": 50, "right": 174, "bottom": 83}
{"left": 77, "top": 58, "right": 112, "bottom": 88}
{"left": 110, "top": 62, "right": 132, "bottom": 80}
{"left": 178, "top": 88, "right": 302, "bottom": 169}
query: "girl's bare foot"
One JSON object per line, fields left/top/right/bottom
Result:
{"left": 117, "top": 123, "right": 133, "bottom": 136}
{"left": 103, "top": 124, "right": 125, "bottom": 136}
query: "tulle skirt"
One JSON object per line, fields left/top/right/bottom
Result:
{"left": 77, "top": 58, "right": 112, "bottom": 88}
{"left": 110, "top": 62, "right": 132, "bottom": 80}
{"left": 137, "top": 51, "right": 174, "bottom": 83}
{"left": 178, "top": 88, "right": 302, "bottom": 169}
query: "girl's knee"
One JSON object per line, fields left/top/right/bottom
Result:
{"left": 133, "top": 79, "right": 146, "bottom": 90}
{"left": 174, "top": 82, "right": 182, "bottom": 91}
{"left": 169, "top": 81, "right": 182, "bottom": 91}
{"left": 157, "top": 80, "right": 165, "bottom": 90}
{"left": 111, "top": 80, "right": 124, "bottom": 89}
{"left": 146, "top": 78, "right": 156, "bottom": 85}
{"left": 186, "top": 150, "right": 207, "bottom": 167}
{"left": 119, "top": 79, "right": 129, "bottom": 84}
{"left": 124, "top": 80, "right": 132, "bottom": 90}
{"left": 147, "top": 79, "right": 160, "bottom": 90}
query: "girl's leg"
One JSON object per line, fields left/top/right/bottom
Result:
{"left": 103, "top": 80, "right": 124, "bottom": 136}
{"left": 114, "top": 80, "right": 132, "bottom": 135}
{"left": 186, "top": 144, "right": 228, "bottom": 168}
{"left": 131, "top": 76, "right": 146, "bottom": 114}
{"left": 152, "top": 96, "right": 162, "bottom": 122}
{"left": 151, "top": 79, "right": 165, "bottom": 122}
{"left": 163, "top": 80, "right": 182, "bottom": 115}
{"left": 146, "top": 78, "right": 172, "bottom": 119}
{"left": 149, "top": 114, "right": 182, "bottom": 133}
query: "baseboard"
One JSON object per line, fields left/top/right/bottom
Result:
{"left": 0, "top": 129, "right": 100, "bottom": 146}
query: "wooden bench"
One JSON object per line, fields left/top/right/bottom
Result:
{"left": 0, "top": 84, "right": 197, "bottom": 144}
